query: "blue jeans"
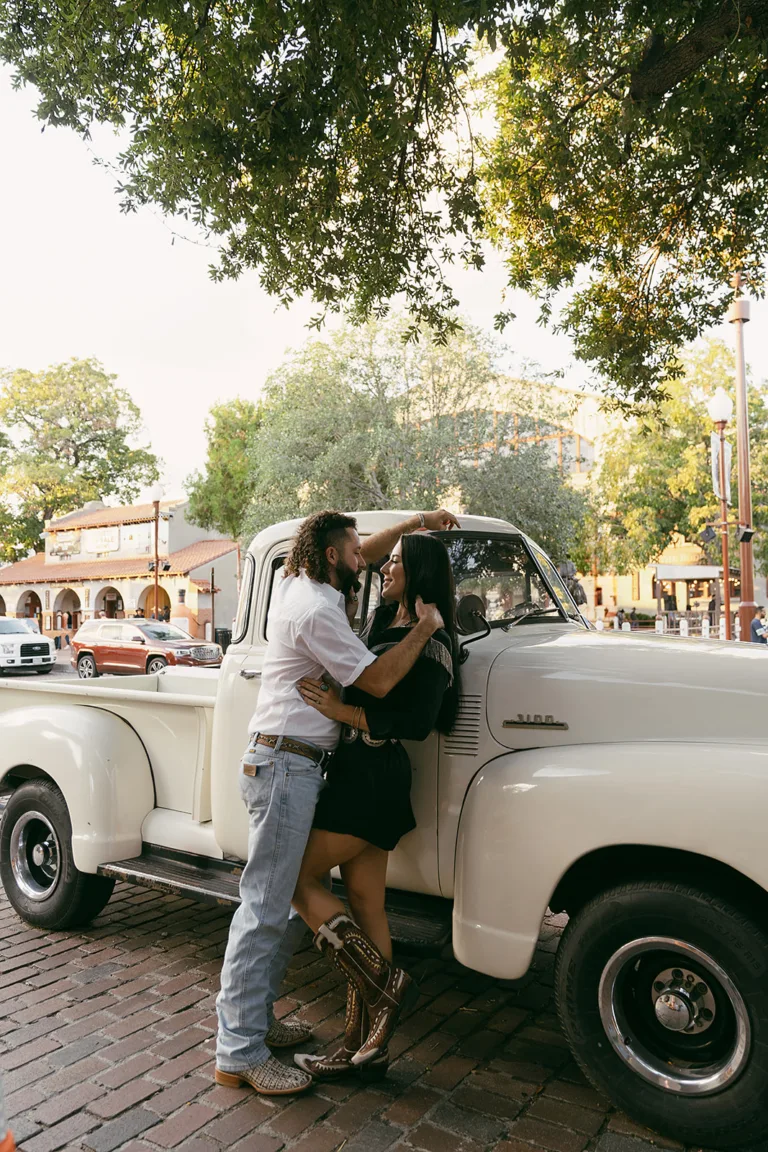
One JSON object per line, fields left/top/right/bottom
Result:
{"left": 215, "top": 737, "right": 327, "bottom": 1069}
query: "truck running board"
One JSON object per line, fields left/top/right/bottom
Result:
{"left": 98, "top": 845, "right": 453, "bottom": 954}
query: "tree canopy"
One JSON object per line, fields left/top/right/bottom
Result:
{"left": 237, "top": 317, "right": 586, "bottom": 559}
{"left": 186, "top": 398, "right": 262, "bottom": 541}
{"left": 0, "top": 358, "right": 159, "bottom": 560}
{"left": 2, "top": 1, "right": 764, "bottom": 402}
{"left": 578, "top": 340, "right": 768, "bottom": 575}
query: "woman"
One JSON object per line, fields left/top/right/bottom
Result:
{"left": 291, "top": 531, "right": 459, "bottom": 1082}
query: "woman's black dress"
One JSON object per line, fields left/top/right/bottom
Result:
{"left": 312, "top": 607, "right": 454, "bottom": 851}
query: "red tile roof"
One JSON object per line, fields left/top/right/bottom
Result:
{"left": 0, "top": 539, "right": 237, "bottom": 586}
{"left": 190, "top": 579, "right": 222, "bottom": 594}
{"left": 47, "top": 500, "right": 184, "bottom": 532}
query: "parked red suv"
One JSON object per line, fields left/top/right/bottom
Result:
{"left": 71, "top": 619, "right": 222, "bottom": 678}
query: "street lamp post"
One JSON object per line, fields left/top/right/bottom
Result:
{"left": 148, "top": 483, "right": 164, "bottom": 620}
{"left": 708, "top": 389, "right": 734, "bottom": 639}
{"left": 728, "top": 272, "right": 754, "bottom": 641}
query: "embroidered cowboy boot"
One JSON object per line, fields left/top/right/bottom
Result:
{"left": 313, "top": 913, "right": 419, "bottom": 1065}
{"left": 294, "top": 983, "right": 389, "bottom": 1081}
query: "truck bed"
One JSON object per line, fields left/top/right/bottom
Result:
{"left": 0, "top": 669, "right": 218, "bottom": 819}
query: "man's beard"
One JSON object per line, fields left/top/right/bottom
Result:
{"left": 336, "top": 560, "right": 359, "bottom": 595}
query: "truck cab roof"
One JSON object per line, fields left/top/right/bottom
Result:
{"left": 247, "top": 511, "right": 521, "bottom": 561}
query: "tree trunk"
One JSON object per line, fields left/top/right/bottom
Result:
{"left": 630, "top": 0, "right": 768, "bottom": 102}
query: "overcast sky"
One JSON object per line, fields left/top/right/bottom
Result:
{"left": 2, "top": 65, "right": 767, "bottom": 504}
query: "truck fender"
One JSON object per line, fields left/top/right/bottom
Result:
{"left": 0, "top": 705, "right": 154, "bottom": 873}
{"left": 453, "top": 741, "right": 768, "bottom": 981}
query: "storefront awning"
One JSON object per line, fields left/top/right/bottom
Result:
{"left": 654, "top": 564, "right": 722, "bottom": 581}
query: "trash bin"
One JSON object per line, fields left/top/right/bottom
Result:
{"left": 214, "top": 628, "right": 232, "bottom": 654}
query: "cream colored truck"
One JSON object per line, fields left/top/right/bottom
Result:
{"left": 2, "top": 511, "right": 768, "bottom": 1148}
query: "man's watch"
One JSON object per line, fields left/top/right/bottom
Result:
{"left": 417, "top": 512, "right": 425, "bottom": 528}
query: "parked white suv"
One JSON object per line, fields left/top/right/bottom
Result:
{"left": 0, "top": 618, "right": 55, "bottom": 673}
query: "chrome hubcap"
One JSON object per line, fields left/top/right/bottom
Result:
{"left": 598, "top": 936, "right": 750, "bottom": 1095}
{"left": 10, "top": 810, "right": 61, "bottom": 901}
{"left": 79, "top": 658, "right": 94, "bottom": 677}
{"left": 652, "top": 966, "right": 716, "bottom": 1035}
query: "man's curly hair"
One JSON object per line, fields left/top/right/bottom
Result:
{"left": 285, "top": 510, "right": 357, "bottom": 583}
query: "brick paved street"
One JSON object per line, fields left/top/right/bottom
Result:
{"left": 1, "top": 881, "right": 696, "bottom": 1152}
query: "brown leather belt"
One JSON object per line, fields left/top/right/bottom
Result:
{"left": 254, "top": 733, "right": 330, "bottom": 766}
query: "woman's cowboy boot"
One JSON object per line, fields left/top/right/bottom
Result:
{"left": 313, "top": 913, "right": 419, "bottom": 1065}
{"left": 294, "top": 984, "right": 389, "bottom": 1082}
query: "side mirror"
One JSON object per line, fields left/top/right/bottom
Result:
{"left": 457, "top": 594, "right": 487, "bottom": 635}
{"left": 132, "top": 635, "right": 146, "bottom": 644}
{"left": 456, "top": 594, "right": 491, "bottom": 664}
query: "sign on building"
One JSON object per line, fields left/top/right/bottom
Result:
{"left": 49, "top": 530, "right": 81, "bottom": 557}
{"left": 84, "top": 526, "right": 120, "bottom": 554}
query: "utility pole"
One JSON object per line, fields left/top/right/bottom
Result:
{"left": 717, "top": 419, "right": 733, "bottom": 640}
{"left": 708, "top": 389, "right": 734, "bottom": 639}
{"left": 153, "top": 502, "right": 160, "bottom": 621}
{"left": 727, "top": 272, "right": 755, "bottom": 641}
{"left": 210, "top": 566, "right": 215, "bottom": 643}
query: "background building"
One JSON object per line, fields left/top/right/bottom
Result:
{"left": 0, "top": 499, "right": 238, "bottom": 642}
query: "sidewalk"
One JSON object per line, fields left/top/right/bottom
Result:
{"left": 0, "top": 881, "right": 689, "bottom": 1152}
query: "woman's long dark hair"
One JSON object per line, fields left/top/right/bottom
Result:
{"left": 398, "top": 532, "right": 461, "bottom": 734}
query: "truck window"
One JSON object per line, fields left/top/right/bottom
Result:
{"left": 264, "top": 557, "right": 287, "bottom": 636}
{"left": 263, "top": 556, "right": 377, "bottom": 637}
{"left": 441, "top": 534, "right": 581, "bottom": 625}
{"left": 232, "top": 552, "right": 256, "bottom": 644}
{"left": 359, "top": 567, "right": 381, "bottom": 629}
{"left": 530, "top": 544, "right": 583, "bottom": 620}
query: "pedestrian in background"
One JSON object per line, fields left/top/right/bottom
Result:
{"left": 750, "top": 607, "right": 767, "bottom": 644}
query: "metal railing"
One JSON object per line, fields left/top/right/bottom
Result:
{"left": 596, "top": 611, "right": 740, "bottom": 639}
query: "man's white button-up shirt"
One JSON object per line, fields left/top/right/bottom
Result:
{"left": 248, "top": 570, "right": 377, "bottom": 750}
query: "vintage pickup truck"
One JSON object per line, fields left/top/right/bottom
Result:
{"left": 1, "top": 510, "right": 767, "bottom": 1148}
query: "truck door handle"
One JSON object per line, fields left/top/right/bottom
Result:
{"left": 239, "top": 669, "right": 260, "bottom": 680}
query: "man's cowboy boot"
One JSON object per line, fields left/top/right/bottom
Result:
{"left": 294, "top": 983, "right": 389, "bottom": 1082}
{"left": 313, "top": 913, "right": 419, "bottom": 1065}
{"left": 214, "top": 1054, "right": 312, "bottom": 1096}
{"left": 266, "top": 1017, "right": 314, "bottom": 1049}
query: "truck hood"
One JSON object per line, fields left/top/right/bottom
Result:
{"left": 487, "top": 626, "right": 768, "bottom": 748}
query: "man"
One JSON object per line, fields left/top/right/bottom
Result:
{"left": 750, "top": 607, "right": 767, "bottom": 644}
{"left": 215, "top": 508, "right": 459, "bottom": 1096}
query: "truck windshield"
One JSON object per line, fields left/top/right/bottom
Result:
{"left": 438, "top": 534, "right": 584, "bottom": 626}
{"left": 0, "top": 619, "right": 31, "bottom": 634}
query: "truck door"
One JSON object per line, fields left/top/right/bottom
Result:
{"left": 211, "top": 549, "right": 276, "bottom": 861}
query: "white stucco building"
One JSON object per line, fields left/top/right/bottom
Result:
{"left": 0, "top": 499, "right": 239, "bottom": 641}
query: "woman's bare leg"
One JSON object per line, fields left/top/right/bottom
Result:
{"left": 292, "top": 829, "right": 368, "bottom": 931}
{"left": 341, "top": 845, "right": 391, "bottom": 960}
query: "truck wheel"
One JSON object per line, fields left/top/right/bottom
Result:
{"left": 0, "top": 780, "right": 115, "bottom": 929}
{"left": 556, "top": 881, "right": 768, "bottom": 1149}
{"left": 147, "top": 657, "right": 167, "bottom": 675}
{"left": 77, "top": 653, "right": 98, "bottom": 678}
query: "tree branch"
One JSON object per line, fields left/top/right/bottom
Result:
{"left": 629, "top": 0, "right": 768, "bottom": 102}
{"left": 395, "top": 11, "right": 439, "bottom": 191}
